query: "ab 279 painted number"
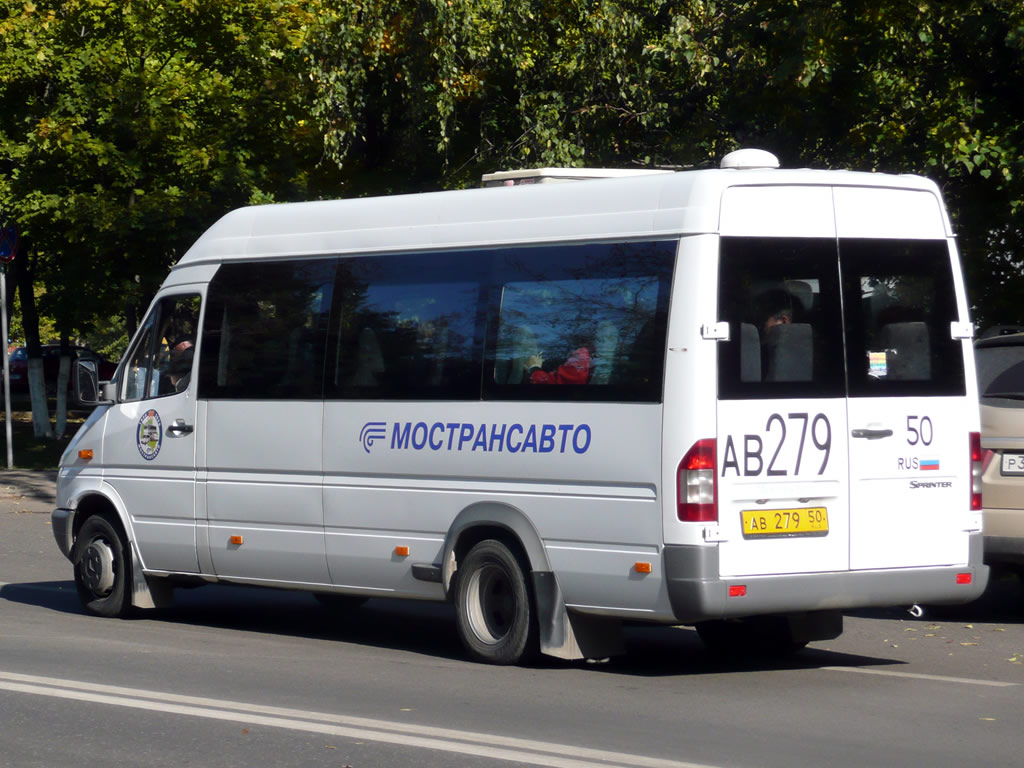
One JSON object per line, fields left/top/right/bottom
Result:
{"left": 722, "top": 413, "right": 832, "bottom": 477}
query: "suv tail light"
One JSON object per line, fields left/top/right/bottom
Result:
{"left": 677, "top": 439, "right": 717, "bottom": 522}
{"left": 970, "top": 431, "right": 983, "bottom": 511}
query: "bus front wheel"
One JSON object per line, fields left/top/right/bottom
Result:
{"left": 72, "top": 514, "right": 133, "bottom": 618}
{"left": 454, "top": 539, "right": 538, "bottom": 665}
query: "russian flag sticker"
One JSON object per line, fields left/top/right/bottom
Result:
{"left": 921, "top": 459, "right": 940, "bottom": 471}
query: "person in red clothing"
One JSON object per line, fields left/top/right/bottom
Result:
{"left": 526, "top": 345, "right": 591, "bottom": 385}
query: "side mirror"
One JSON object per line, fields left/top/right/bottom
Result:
{"left": 73, "top": 359, "right": 114, "bottom": 406}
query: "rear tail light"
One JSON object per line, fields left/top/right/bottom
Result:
{"left": 970, "top": 431, "right": 983, "bottom": 511}
{"left": 677, "top": 438, "right": 717, "bottom": 522}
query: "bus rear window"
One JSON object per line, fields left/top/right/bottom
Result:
{"left": 841, "top": 239, "right": 966, "bottom": 398}
{"left": 718, "top": 237, "right": 966, "bottom": 400}
{"left": 717, "top": 237, "right": 846, "bottom": 400}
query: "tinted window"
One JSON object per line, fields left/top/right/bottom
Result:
{"left": 841, "top": 239, "right": 965, "bottom": 397}
{"left": 326, "top": 252, "right": 486, "bottom": 400}
{"left": 718, "top": 238, "right": 846, "bottom": 400}
{"left": 484, "top": 241, "right": 675, "bottom": 403}
{"left": 123, "top": 294, "right": 202, "bottom": 401}
{"left": 199, "top": 260, "right": 333, "bottom": 399}
{"left": 976, "top": 335, "right": 1024, "bottom": 409}
{"left": 195, "top": 240, "right": 675, "bottom": 403}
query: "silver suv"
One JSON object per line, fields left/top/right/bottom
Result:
{"left": 976, "top": 330, "right": 1024, "bottom": 577}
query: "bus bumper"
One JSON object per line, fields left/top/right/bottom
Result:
{"left": 52, "top": 508, "right": 75, "bottom": 560}
{"left": 664, "top": 533, "right": 989, "bottom": 625}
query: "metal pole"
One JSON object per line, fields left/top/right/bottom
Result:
{"left": 1, "top": 264, "right": 12, "bottom": 468}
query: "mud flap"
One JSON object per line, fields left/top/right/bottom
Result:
{"left": 532, "top": 571, "right": 624, "bottom": 660}
{"left": 129, "top": 542, "right": 173, "bottom": 609}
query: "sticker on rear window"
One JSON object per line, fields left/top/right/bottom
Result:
{"left": 868, "top": 351, "right": 888, "bottom": 378}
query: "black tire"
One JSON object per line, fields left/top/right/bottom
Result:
{"left": 696, "top": 616, "right": 807, "bottom": 658}
{"left": 72, "top": 514, "right": 133, "bottom": 618}
{"left": 454, "top": 539, "right": 538, "bottom": 665}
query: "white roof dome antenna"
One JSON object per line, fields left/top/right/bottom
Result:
{"left": 720, "top": 148, "right": 780, "bottom": 170}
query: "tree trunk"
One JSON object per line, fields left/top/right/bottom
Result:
{"left": 55, "top": 333, "right": 70, "bottom": 440}
{"left": 14, "top": 245, "right": 53, "bottom": 438}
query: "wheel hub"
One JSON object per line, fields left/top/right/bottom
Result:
{"left": 467, "top": 563, "right": 514, "bottom": 644}
{"left": 80, "top": 540, "right": 116, "bottom": 596}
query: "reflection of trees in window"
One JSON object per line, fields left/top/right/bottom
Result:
{"left": 330, "top": 254, "right": 485, "bottom": 398}
{"left": 494, "top": 242, "right": 673, "bottom": 393}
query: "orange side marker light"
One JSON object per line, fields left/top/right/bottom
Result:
{"left": 229, "top": 535, "right": 244, "bottom": 546}
{"left": 634, "top": 562, "right": 652, "bottom": 574}
{"left": 394, "top": 546, "right": 410, "bottom": 557}
{"left": 78, "top": 449, "right": 94, "bottom": 461}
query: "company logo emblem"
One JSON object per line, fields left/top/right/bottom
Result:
{"left": 360, "top": 421, "right": 387, "bottom": 454}
{"left": 137, "top": 409, "right": 163, "bottom": 461}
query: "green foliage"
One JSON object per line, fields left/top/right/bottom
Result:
{"left": 0, "top": 0, "right": 335, "bottom": 341}
{"left": 306, "top": 1, "right": 1024, "bottom": 327}
{"left": 2, "top": 0, "right": 1023, "bottom": 343}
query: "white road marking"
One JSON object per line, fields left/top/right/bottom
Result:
{"left": 822, "top": 665, "right": 1018, "bottom": 687}
{"left": 0, "top": 670, "right": 717, "bottom": 768}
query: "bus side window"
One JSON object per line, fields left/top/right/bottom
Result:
{"left": 487, "top": 240, "right": 674, "bottom": 402}
{"left": 326, "top": 252, "right": 486, "bottom": 401}
{"left": 123, "top": 294, "right": 201, "bottom": 402}
{"left": 199, "top": 261, "right": 332, "bottom": 400}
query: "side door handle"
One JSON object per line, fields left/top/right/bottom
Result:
{"left": 851, "top": 428, "right": 893, "bottom": 440}
{"left": 168, "top": 419, "right": 194, "bottom": 436}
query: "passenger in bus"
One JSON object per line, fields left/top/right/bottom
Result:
{"left": 163, "top": 340, "right": 194, "bottom": 393}
{"left": 759, "top": 288, "right": 794, "bottom": 332}
{"left": 526, "top": 344, "right": 591, "bottom": 385}
{"left": 757, "top": 289, "right": 816, "bottom": 382}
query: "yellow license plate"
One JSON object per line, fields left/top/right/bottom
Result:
{"left": 741, "top": 507, "right": 829, "bottom": 539}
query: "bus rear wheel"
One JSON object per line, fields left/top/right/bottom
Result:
{"left": 72, "top": 514, "right": 133, "bottom": 618}
{"left": 454, "top": 539, "right": 537, "bottom": 665}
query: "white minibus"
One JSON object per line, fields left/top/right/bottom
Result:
{"left": 55, "top": 149, "right": 987, "bottom": 664}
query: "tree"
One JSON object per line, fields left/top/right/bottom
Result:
{"left": 705, "top": 1, "right": 1024, "bottom": 329}
{"left": 0, "top": 0, "right": 337, "bottom": 435}
{"left": 306, "top": 1, "right": 1024, "bottom": 328}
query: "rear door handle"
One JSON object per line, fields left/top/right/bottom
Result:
{"left": 168, "top": 419, "right": 194, "bottom": 436}
{"left": 851, "top": 428, "right": 893, "bottom": 440}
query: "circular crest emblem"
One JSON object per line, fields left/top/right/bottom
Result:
{"left": 137, "top": 409, "right": 163, "bottom": 461}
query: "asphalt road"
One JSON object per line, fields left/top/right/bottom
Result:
{"left": 1, "top": 472, "right": 1022, "bottom": 768}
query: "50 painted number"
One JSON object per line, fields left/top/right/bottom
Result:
{"left": 722, "top": 413, "right": 832, "bottom": 477}
{"left": 906, "top": 415, "right": 933, "bottom": 446}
